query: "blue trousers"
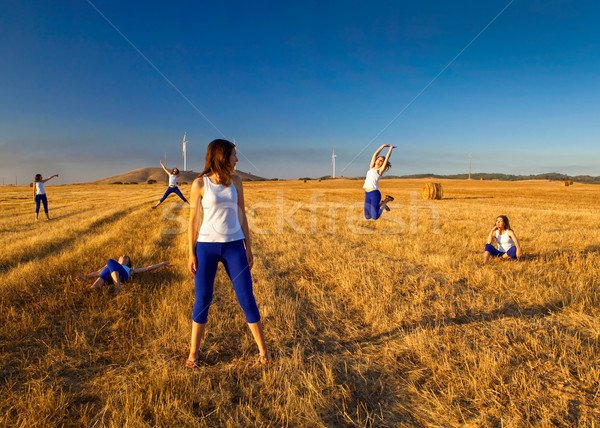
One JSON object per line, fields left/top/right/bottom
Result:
{"left": 99, "top": 259, "right": 130, "bottom": 284}
{"left": 159, "top": 186, "right": 188, "bottom": 203}
{"left": 484, "top": 243, "right": 517, "bottom": 259}
{"left": 193, "top": 240, "right": 260, "bottom": 324}
{"left": 364, "top": 190, "right": 382, "bottom": 220}
{"left": 35, "top": 194, "right": 48, "bottom": 214}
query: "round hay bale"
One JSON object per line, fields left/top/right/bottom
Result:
{"left": 569, "top": 180, "right": 573, "bottom": 185}
{"left": 480, "top": 177, "right": 485, "bottom": 181}
{"left": 562, "top": 181, "right": 570, "bottom": 187}
{"left": 422, "top": 182, "right": 443, "bottom": 200}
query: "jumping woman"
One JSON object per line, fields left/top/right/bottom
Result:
{"left": 152, "top": 160, "right": 189, "bottom": 208}
{"left": 483, "top": 215, "right": 523, "bottom": 264}
{"left": 186, "top": 139, "right": 270, "bottom": 367}
{"left": 33, "top": 173, "right": 58, "bottom": 221}
{"left": 75, "top": 255, "right": 172, "bottom": 295}
{"left": 363, "top": 144, "right": 395, "bottom": 220}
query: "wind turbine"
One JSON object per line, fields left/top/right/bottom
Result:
{"left": 332, "top": 148, "right": 336, "bottom": 179}
{"left": 182, "top": 132, "right": 188, "bottom": 171}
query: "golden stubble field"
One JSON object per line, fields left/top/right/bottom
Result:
{"left": 1, "top": 178, "right": 599, "bottom": 427}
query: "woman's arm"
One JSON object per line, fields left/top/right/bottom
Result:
{"left": 132, "top": 262, "right": 172, "bottom": 274}
{"left": 187, "top": 178, "right": 204, "bottom": 274}
{"left": 75, "top": 265, "right": 107, "bottom": 281}
{"left": 487, "top": 226, "right": 498, "bottom": 244}
{"left": 42, "top": 174, "right": 59, "bottom": 183}
{"left": 508, "top": 230, "right": 522, "bottom": 258}
{"left": 378, "top": 146, "right": 395, "bottom": 175}
{"left": 233, "top": 175, "right": 253, "bottom": 269}
{"left": 32, "top": 183, "right": 36, "bottom": 199}
{"left": 159, "top": 160, "right": 170, "bottom": 175}
{"left": 369, "top": 144, "right": 388, "bottom": 169}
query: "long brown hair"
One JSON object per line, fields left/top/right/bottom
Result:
{"left": 198, "top": 139, "right": 236, "bottom": 185}
{"left": 497, "top": 215, "right": 512, "bottom": 231}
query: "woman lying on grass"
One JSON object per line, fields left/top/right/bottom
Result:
{"left": 75, "top": 255, "right": 172, "bottom": 295}
{"left": 483, "top": 215, "right": 522, "bottom": 264}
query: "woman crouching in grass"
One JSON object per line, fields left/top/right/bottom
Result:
{"left": 186, "top": 139, "right": 270, "bottom": 368}
{"left": 76, "top": 256, "right": 172, "bottom": 295}
{"left": 483, "top": 215, "right": 522, "bottom": 264}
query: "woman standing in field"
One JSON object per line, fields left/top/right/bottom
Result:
{"left": 363, "top": 144, "right": 395, "bottom": 220}
{"left": 75, "top": 255, "right": 172, "bottom": 295}
{"left": 186, "top": 139, "right": 269, "bottom": 367}
{"left": 152, "top": 160, "right": 189, "bottom": 208}
{"left": 33, "top": 173, "right": 59, "bottom": 221}
{"left": 483, "top": 215, "right": 523, "bottom": 264}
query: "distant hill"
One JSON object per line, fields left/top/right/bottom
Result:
{"left": 93, "top": 168, "right": 266, "bottom": 184}
{"left": 382, "top": 172, "right": 600, "bottom": 184}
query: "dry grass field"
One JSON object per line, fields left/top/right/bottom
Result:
{"left": 1, "top": 179, "right": 599, "bottom": 427}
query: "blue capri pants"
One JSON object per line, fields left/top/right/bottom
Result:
{"left": 99, "top": 259, "right": 130, "bottom": 284}
{"left": 35, "top": 194, "right": 48, "bottom": 214}
{"left": 193, "top": 240, "right": 260, "bottom": 324}
{"left": 364, "top": 190, "right": 383, "bottom": 220}
{"left": 484, "top": 243, "right": 517, "bottom": 259}
{"left": 159, "top": 186, "right": 188, "bottom": 203}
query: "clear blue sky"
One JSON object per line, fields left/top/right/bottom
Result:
{"left": 1, "top": 0, "right": 598, "bottom": 184}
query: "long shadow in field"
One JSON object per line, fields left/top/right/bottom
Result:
{"left": 0, "top": 204, "right": 144, "bottom": 273}
{"left": 584, "top": 244, "right": 600, "bottom": 254}
{"left": 442, "top": 196, "right": 494, "bottom": 200}
{"left": 340, "top": 301, "right": 564, "bottom": 352}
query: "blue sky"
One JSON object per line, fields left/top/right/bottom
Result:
{"left": 1, "top": 0, "right": 598, "bottom": 184}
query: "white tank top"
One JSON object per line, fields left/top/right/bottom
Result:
{"left": 169, "top": 174, "right": 178, "bottom": 187}
{"left": 198, "top": 175, "right": 245, "bottom": 243}
{"left": 35, "top": 182, "right": 46, "bottom": 195}
{"left": 363, "top": 168, "right": 381, "bottom": 190}
{"left": 496, "top": 230, "right": 514, "bottom": 252}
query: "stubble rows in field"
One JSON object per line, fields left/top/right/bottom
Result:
{"left": 0, "top": 179, "right": 599, "bottom": 426}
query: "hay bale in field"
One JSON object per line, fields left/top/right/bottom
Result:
{"left": 422, "top": 182, "right": 443, "bottom": 200}
{"left": 569, "top": 180, "right": 573, "bottom": 185}
{"left": 562, "top": 181, "right": 570, "bottom": 187}
{"left": 480, "top": 177, "right": 485, "bottom": 181}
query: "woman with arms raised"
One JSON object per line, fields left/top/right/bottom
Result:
{"left": 363, "top": 144, "right": 395, "bottom": 220}
{"left": 186, "top": 139, "right": 269, "bottom": 367}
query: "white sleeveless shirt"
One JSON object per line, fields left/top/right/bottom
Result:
{"left": 35, "top": 182, "right": 46, "bottom": 195}
{"left": 363, "top": 168, "right": 381, "bottom": 190}
{"left": 198, "top": 176, "right": 245, "bottom": 243}
{"left": 496, "top": 230, "right": 514, "bottom": 252}
{"left": 169, "top": 174, "right": 178, "bottom": 187}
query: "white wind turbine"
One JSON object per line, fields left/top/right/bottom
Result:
{"left": 182, "top": 132, "right": 188, "bottom": 171}
{"left": 332, "top": 148, "right": 337, "bottom": 179}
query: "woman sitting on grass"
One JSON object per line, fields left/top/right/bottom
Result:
{"left": 76, "top": 256, "right": 172, "bottom": 295}
{"left": 363, "top": 144, "right": 395, "bottom": 220}
{"left": 483, "top": 215, "right": 522, "bottom": 264}
{"left": 153, "top": 160, "right": 189, "bottom": 209}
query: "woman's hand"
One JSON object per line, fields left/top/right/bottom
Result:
{"left": 246, "top": 247, "right": 254, "bottom": 270}
{"left": 490, "top": 225, "right": 498, "bottom": 233}
{"left": 187, "top": 256, "right": 197, "bottom": 275}
{"left": 75, "top": 275, "right": 85, "bottom": 282}
{"left": 164, "top": 262, "right": 173, "bottom": 268}
{"left": 516, "top": 247, "right": 522, "bottom": 259}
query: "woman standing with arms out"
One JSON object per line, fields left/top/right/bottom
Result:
{"left": 152, "top": 160, "right": 189, "bottom": 208}
{"left": 483, "top": 215, "right": 523, "bottom": 264}
{"left": 186, "top": 139, "right": 269, "bottom": 367}
{"left": 33, "top": 173, "right": 58, "bottom": 221}
{"left": 363, "top": 144, "right": 395, "bottom": 220}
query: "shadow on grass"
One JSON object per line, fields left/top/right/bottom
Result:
{"left": 342, "top": 301, "right": 564, "bottom": 352}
